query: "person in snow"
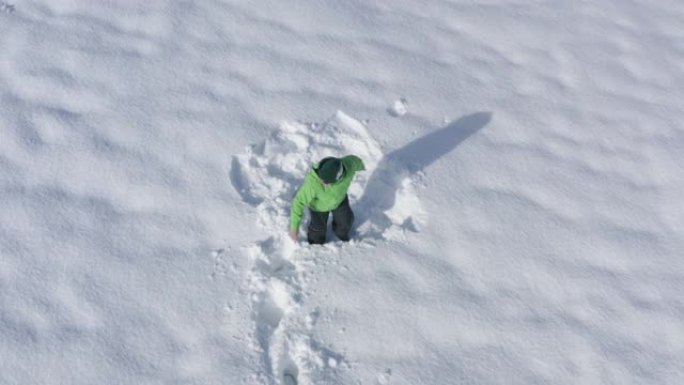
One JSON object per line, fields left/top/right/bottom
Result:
{"left": 290, "top": 155, "right": 365, "bottom": 244}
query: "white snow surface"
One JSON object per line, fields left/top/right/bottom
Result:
{"left": 1, "top": 1, "right": 683, "bottom": 384}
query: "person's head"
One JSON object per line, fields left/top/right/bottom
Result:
{"left": 316, "top": 157, "right": 343, "bottom": 184}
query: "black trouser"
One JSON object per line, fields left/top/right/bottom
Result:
{"left": 307, "top": 195, "right": 354, "bottom": 245}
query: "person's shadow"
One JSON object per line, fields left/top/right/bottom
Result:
{"left": 355, "top": 111, "right": 492, "bottom": 234}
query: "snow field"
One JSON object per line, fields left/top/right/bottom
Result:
{"left": 1, "top": 0, "right": 683, "bottom": 384}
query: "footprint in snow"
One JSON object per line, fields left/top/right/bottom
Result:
{"left": 283, "top": 372, "right": 297, "bottom": 385}
{"left": 282, "top": 358, "right": 299, "bottom": 385}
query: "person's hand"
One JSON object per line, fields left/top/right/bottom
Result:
{"left": 289, "top": 229, "right": 298, "bottom": 241}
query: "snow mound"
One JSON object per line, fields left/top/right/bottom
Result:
{"left": 388, "top": 97, "right": 408, "bottom": 117}
{"left": 231, "top": 110, "right": 382, "bottom": 205}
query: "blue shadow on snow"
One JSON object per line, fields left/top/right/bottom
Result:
{"left": 355, "top": 111, "right": 493, "bottom": 231}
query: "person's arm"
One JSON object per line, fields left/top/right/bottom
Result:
{"left": 342, "top": 155, "right": 365, "bottom": 173}
{"left": 290, "top": 177, "right": 316, "bottom": 238}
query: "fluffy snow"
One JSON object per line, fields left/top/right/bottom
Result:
{"left": 1, "top": 1, "right": 683, "bottom": 384}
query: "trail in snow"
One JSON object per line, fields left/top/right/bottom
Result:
{"left": 232, "top": 111, "right": 395, "bottom": 384}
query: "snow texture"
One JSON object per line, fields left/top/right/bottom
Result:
{"left": 1, "top": 1, "right": 683, "bottom": 385}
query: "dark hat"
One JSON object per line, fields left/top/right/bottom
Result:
{"left": 316, "top": 157, "right": 343, "bottom": 183}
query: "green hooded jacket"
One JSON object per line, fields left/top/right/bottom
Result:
{"left": 290, "top": 155, "right": 365, "bottom": 231}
